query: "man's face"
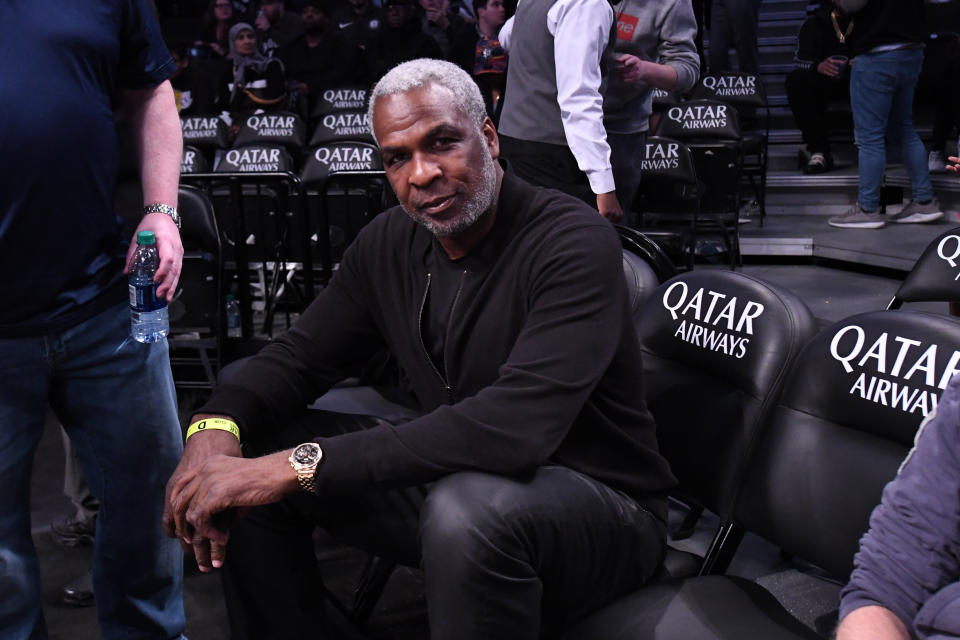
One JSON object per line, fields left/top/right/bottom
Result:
{"left": 419, "top": 0, "right": 444, "bottom": 12}
{"left": 234, "top": 29, "right": 257, "bottom": 55}
{"left": 301, "top": 6, "right": 329, "bottom": 33}
{"left": 478, "top": 0, "right": 505, "bottom": 30}
{"left": 384, "top": 0, "right": 414, "bottom": 28}
{"left": 261, "top": 0, "right": 284, "bottom": 21}
{"left": 373, "top": 83, "right": 500, "bottom": 238}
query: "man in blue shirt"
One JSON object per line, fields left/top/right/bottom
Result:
{"left": 0, "top": 2, "right": 186, "bottom": 638}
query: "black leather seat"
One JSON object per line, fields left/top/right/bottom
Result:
{"left": 567, "top": 309, "right": 960, "bottom": 638}
{"left": 888, "top": 226, "right": 960, "bottom": 309}
{"left": 637, "top": 269, "right": 817, "bottom": 575}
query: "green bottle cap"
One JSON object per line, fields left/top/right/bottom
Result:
{"left": 136, "top": 230, "right": 156, "bottom": 245}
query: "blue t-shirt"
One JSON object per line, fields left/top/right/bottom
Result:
{"left": 0, "top": 0, "right": 175, "bottom": 337}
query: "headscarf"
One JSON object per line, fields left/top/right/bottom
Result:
{"left": 228, "top": 22, "right": 284, "bottom": 103}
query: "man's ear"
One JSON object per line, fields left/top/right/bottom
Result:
{"left": 482, "top": 117, "right": 499, "bottom": 159}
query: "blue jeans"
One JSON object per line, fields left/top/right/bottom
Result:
{"left": 0, "top": 302, "right": 185, "bottom": 639}
{"left": 850, "top": 47, "right": 933, "bottom": 211}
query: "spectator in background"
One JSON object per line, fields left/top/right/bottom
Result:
{"left": 920, "top": 35, "right": 960, "bottom": 174}
{"left": 219, "top": 23, "right": 288, "bottom": 119}
{"left": 333, "top": 0, "right": 383, "bottom": 53}
{"left": 363, "top": 0, "right": 442, "bottom": 82}
{"left": 471, "top": 0, "right": 507, "bottom": 118}
{"left": 497, "top": 0, "right": 622, "bottom": 221}
{"left": 708, "top": 0, "right": 762, "bottom": 74}
{"left": 603, "top": 0, "right": 700, "bottom": 218}
{"left": 197, "top": 0, "right": 238, "bottom": 57}
{"left": 785, "top": 0, "right": 854, "bottom": 175}
{"left": 420, "top": 0, "right": 476, "bottom": 71}
{"left": 828, "top": 0, "right": 942, "bottom": 229}
{"left": 170, "top": 42, "right": 219, "bottom": 114}
{"left": 837, "top": 374, "right": 960, "bottom": 640}
{"left": 256, "top": 0, "right": 305, "bottom": 57}
{"left": 281, "top": 0, "right": 361, "bottom": 111}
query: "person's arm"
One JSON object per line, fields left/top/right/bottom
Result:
{"left": 838, "top": 377, "right": 960, "bottom": 637}
{"left": 498, "top": 15, "right": 514, "bottom": 51}
{"left": 614, "top": 0, "right": 699, "bottom": 93}
{"left": 170, "top": 208, "right": 633, "bottom": 547}
{"left": 836, "top": 605, "right": 911, "bottom": 640}
{"left": 547, "top": 0, "right": 620, "bottom": 220}
{"left": 120, "top": 80, "right": 184, "bottom": 301}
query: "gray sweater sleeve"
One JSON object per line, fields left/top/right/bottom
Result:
{"left": 656, "top": 0, "right": 700, "bottom": 93}
{"left": 839, "top": 374, "right": 960, "bottom": 633}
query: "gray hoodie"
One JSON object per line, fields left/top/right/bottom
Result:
{"left": 603, "top": 0, "right": 700, "bottom": 134}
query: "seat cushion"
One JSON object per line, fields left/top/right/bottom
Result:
{"left": 564, "top": 575, "right": 823, "bottom": 640}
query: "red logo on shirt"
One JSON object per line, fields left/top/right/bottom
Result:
{"left": 617, "top": 14, "right": 638, "bottom": 40}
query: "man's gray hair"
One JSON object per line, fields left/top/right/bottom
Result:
{"left": 368, "top": 58, "right": 488, "bottom": 145}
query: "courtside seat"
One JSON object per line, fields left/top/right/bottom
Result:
{"left": 616, "top": 226, "right": 677, "bottom": 317}
{"left": 888, "top": 226, "right": 960, "bottom": 309}
{"left": 232, "top": 110, "right": 307, "bottom": 152}
{"left": 568, "top": 309, "right": 960, "bottom": 639}
{"left": 637, "top": 270, "right": 816, "bottom": 568}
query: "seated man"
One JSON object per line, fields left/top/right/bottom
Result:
{"left": 164, "top": 58, "right": 675, "bottom": 639}
{"left": 785, "top": 0, "right": 855, "bottom": 175}
{"left": 837, "top": 373, "right": 960, "bottom": 639}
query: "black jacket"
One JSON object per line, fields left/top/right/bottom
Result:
{"left": 201, "top": 170, "right": 676, "bottom": 519}
{"left": 793, "top": 5, "right": 855, "bottom": 70}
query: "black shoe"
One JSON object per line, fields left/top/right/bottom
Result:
{"left": 62, "top": 570, "right": 94, "bottom": 607}
{"left": 803, "top": 152, "right": 834, "bottom": 175}
{"left": 50, "top": 516, "right": 95, "bottom": 547}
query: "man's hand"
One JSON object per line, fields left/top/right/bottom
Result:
{"left": 947, "top": 156, "right": 960, "bottom": 174}
{"left": 596, "top": 191, "right": 623, "bottom": 223}
{"left": 124, "top": 212, "right": 183, "bottom": 301}
{"left": 613, "top": 54, "right": 649, "bottom": 84}
{"left": 163, "top": 427, "right": 243, "bottom": 571}
{"left": 836, "top": 605, "right": 910, "bottom": 640}
{"left": 817, "top": 58, "right": 840, "bottom": 78}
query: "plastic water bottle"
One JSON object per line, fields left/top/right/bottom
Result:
{"left": 129, "top": 230, "right": 169, "bottom": 343}
{"left": 225, "top": 293, "right": 241, "bottom": 338}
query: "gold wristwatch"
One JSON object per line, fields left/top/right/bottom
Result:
{"left": 289, "top": 442, "right": 323, "bottom": 494}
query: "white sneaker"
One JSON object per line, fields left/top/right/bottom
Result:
{"left": 929, "top": 150, "right": 947, "bottom": 173}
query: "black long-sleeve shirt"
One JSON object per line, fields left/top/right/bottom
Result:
{"left": 199, "top": 170, "right": 676, "bottom": 519}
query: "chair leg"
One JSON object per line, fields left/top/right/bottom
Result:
{"left": 699, "top": 521, "right": 745, "bottom": 576}
{"left": 351, "top": 555, "right": 398, "bottom": 625}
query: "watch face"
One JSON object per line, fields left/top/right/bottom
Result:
{"left": 293, "top": 443, "right": 320, "bottom": 465}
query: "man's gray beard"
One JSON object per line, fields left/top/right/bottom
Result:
{"left": 403, "top": 151, "right": 497, "bottom": 237}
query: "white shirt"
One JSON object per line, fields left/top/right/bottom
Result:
{"left": 499, "top": 0, "right": 615, "bottom": 195}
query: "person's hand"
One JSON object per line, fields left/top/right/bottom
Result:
{"left": 612, "top": 54, "right": 649, "bottom": 84}
{"left": 947, "top": 156, "right": 960, "bottom": 174}
{"left": 254, "top": 10, "right": 270, "bottom": 31}
{"left": 163, "top": 427, "right": 243, "bottom": 571}
{"left": 425, "top": 6, "right": 449, "bottom": 27}
{"left": 124, "top": 212, "right": 183, "bottom": 302}
{"left": 209, "top": 42, "right": 226, "bottom": 56}
{"left": 817, "top": 58, "right": 840, "bottom": 78}
{"left": 596, "top": 191, "right": 623, "bottom": 223}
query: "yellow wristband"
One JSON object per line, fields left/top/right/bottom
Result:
{"left": 186, "top": 418, "right": 240, "bottom": 442}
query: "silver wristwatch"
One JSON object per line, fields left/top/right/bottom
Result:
{"left": 142, "top": 203, "right": 181, "bottom": 229}
{"left": 289, "top": 442, "right": 323, "bottom": 494}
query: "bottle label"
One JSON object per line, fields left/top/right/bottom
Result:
{"left": 129, "top": 282, "right": 167, "bottom": 312}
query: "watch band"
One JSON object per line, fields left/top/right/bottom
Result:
{"left": 142, "top": 203, "right": 181, "bottom": 229}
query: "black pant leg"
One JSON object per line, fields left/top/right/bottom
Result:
{"left": 786, "top": 68, "right": 844, "bottom": 155}
{"left": 498, "top": 134, "right": 595, "bottom": 206}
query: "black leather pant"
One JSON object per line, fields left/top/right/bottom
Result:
{"left": 220, "top": 410, "right": 667, "bottom": 639}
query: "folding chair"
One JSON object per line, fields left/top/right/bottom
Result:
{"left": 693, "top": 72, "right": 769, "bottom": 224}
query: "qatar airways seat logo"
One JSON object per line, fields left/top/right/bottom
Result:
{"left": 661, "top": 281, "right": 765, "bottom": 359}
{"left": 319, "top": 112, "right": 371, "bottom": 138}
{"left": 313, "top": 145, "right": 376, "bottom": 172}
{"left": 666, "top": 103, "right": 729, "bottom": 130}
{"left": 321, "top": 88, "right": 368, "bottom": 111}
{"left": 702, "top": 75, "right": 757, "bottom": 97}
{"left": 642, "top": 142, "right": 680, "bottom": 171}
{"left": 181, "top": 149, "right": 198, "bottom": 173}
{"left": 830, "top": 325, "right": 959, "bottom": 416}
{"left": 245, "top": 114, "right": 297, "bottom": 137}
{"left": 937, "top": 234, "right": 960, "bottom": 280}
{"left": 224, "top": 147, "right": 282, "bottom": 172}
{"left": 181, "top": 116, "right": 222, "bottom": 139}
